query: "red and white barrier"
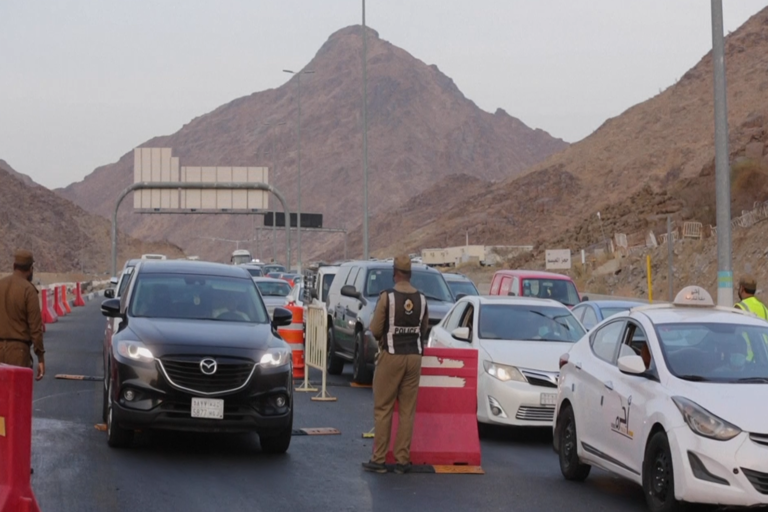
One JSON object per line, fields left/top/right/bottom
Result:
{"left": 0, "top": 364, "right": 42, "bottom": 512}
{"left": 61, "top": 285, "right": 72, "bottom": 314}
{"left": 74, "top": 283, "right": 86, "bottom": 307}
{"left": 53, "top": 287, "right": 66, "bottom": 317}
{"left": 384, "top": 347, "right": 481, "bottom": 467}
{"left": 40, "top": 288, "right": 58, "bottom": 324}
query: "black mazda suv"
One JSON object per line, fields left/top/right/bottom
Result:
{"left": 100, "top": 259, "right": 294, "bottom": 453}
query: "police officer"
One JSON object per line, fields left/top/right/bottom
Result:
{"left": 363, "top": 255, "right": 428, "bottom": 474}
{"left": 735, "top": 275, "right": 768, "bottom": 319}
{"left": 0, "top": 249, "right": 45, "bottom": 380}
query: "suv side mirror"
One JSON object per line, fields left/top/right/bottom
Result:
{"left": 104, "top": 288, "right": 115, "bottom": 299}
{"left": 272, "top": 307, "right": 293, "bottom": 328}
{"left": 341, "top": 285, "right": 368, "bottom": 306}
{"left": 309, "top": 288, "right": 319, "bottom": 301}
{"left": 451, "top": 327, "right": 471, "bottom": 342}
{"left": 109, "top": 276, "right": 119, "bottom": 286}
{"left": 100, "top": 298, "right": 122, "bottom": 318}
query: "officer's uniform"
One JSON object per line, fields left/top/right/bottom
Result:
{"left": 0, "top": 250, "right": 45, "bottom": 368}
{"left": 368, "top": 256, "right": 429, "bottom": 467}
{"left": 734, "top": 275, "right": 767, "bottom": 362}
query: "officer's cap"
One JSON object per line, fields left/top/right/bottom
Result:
{"left": 14, "top": 249, "right": 34, "bottom": 266}
{"left": 394, "top": 255, "right": 411, "bottom": 273}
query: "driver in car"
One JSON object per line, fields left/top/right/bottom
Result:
{"left": 213, "top": 292, "right": 249, "bottom": 321}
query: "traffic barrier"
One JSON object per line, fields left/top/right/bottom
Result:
{"left": 62, "top": 285, "right": 72, "bottom": 314}
{"left": 53, "top": 286, "right": 66, "bottom": 317}
{"left": 278, "top": 304, "right": 305, "bottom": 379}
{"left": 383, "top": 347, "right": 481, "bottom": 467}
{"left": 0, "top": 364, "right": 42, "bottom": 512}
{"left": 40, "top": 288, "right": 57, "bottom": 324}
{"left": 296, "top": 303, "right": 336, "bottom": 401}
{"left": 74, "top": 282, "right": 86, "bottom": 307}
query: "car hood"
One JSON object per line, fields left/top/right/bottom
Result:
{"left": 426, "top": 300, "right": 453, "bottom": 321}
{"left": 479, "top": 339, "right": 574, "bottom": 372}
{"left": 125, "top": 317, "right": 277, "bottom": 352}
{"left": 668, "top": 380, "right": 768, "bottom": 434}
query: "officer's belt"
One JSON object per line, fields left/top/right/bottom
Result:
{"left": 0, "top": 338, "right": 31, "bottom": 345}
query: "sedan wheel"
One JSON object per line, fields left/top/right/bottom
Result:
{"left": 643, "top": 432, "right": 684, "bottom": 512}
{"left": 557, "top": 405, "right": 591, "bottom": 481}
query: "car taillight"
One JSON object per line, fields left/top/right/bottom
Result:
{"left": 559, "top": 353, "right": 569, "bottom": 369}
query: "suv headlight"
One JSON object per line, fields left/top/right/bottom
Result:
{"left": 672, "top": 396, "right": 741, "bottom": 441}
{"left": 259, "top": 348, "right": 291, "bottom": 368}
{"left": 116, "top": 340, "right": 154, "bottom": 364}
{"left": 483, "top": 361, "right": 527, "bottom": 383}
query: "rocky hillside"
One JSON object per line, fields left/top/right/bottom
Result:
{"left": 339, "top": 7, "right": 768, "bottom": 262}
{"left": 57, "top": 25, "right": 567, "bottom": 263}
{"left": 0, "top": 160, "right": 184, "bottom": 274}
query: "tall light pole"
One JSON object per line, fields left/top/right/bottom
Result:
{"left": 362, "top": 0, "right": 370, "bottom": 260}
{"left": 283, "top": 69, "right": 314, "bottom": 272}
{"left": 711, "top": 0, "right": 733, "bottom": 307}
{"left": 261, "top": 121, "right": 286, "bottom": 262}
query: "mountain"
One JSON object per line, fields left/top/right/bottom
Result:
{"left": 57, "top": 25, "right": 567, "bottom": 264}
{"left": 339, "top": 7, "right": 768, "bottom": 261}
{"left": 0, "top": 160, "right": 184, "bottom": 274}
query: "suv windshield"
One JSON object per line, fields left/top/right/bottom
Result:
{"left": 479, "top": 304, "right": 585, "bottom": 342}
{"left": 521, "top": 278, "right": 580, "bottom": 306}
{"left": 657, "top": 322, "right": 768, "bottom": 383}
{"left": 130, "top": 273, "right": 268, "bottom": 323}
{"left": 364, "top": 268, "right": 453, "bottom": 302}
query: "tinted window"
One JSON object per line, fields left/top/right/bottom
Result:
{"left": 581, "top": 307, "right": 599, "bottom": 330}
{"left": 346, "top": 267, "right": 360, "bottom": 287}
{"left": 448, "top": 280, "right": 479, "bottom": 297}
{"left": 117, "top": 267, "right": 135, "bottom": 298}
{"left": 365, "top": 269, "right": 452, "bottom": 302}
{"left": 591, "top": 321, "right": 625, "bottom": 363}
{"left": 130, "top": 273, "right": 268, "bottom": 323}
{"left": 320, "top": 273, "right": 335, "bottom": 301}
{"left": 601, "top": 307, "right": 631, "bottom": 319}
{"left": 521, "top": 278, "right": 580, "bottom": 306}
{"left": 245, "top": 268, "right": 262, "bottom": 277}
{"left": 255, "top": 280, "right": 292, "bottom": 297}
{"left": 478, "top": 304, "right": 585, "bottom": 342}
{"left": 444, "top": 303, "right": 469, "bottom": 331}
{"left": 656, "top": 322, "right": 768, "bottom": 383}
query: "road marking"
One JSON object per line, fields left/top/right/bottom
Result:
{"left": 291, "top": 427, "right": 341, "bottom": 436}
{"left": 350, "top": 382, "right": 372, "bottom": 388}
{"left": 432, "top": 465, "right": 485, "bottom": 475}
{"left": 94, "top": 423, "right": 107, "bottom": 432}
{"left": 55, "top": 374, "right": 103, "bottom": 381}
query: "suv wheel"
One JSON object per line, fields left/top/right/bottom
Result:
{"left": 106, "top": 379, "right": 133, "bottom": 449}
{"left": 260, "top": 409, "right": 293, "bottom": 455}
{"left": 326, "top": 327, "right": 345, "bottom": 375}
{"left": 352, "top": 330, "right": 374, "bottom": 385}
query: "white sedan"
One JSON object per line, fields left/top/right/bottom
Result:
{"left": 554, "top": 286, "right": 768, "bottom": 511}
{"left": 428, "top": 296, "right": 586, "bottom": 427}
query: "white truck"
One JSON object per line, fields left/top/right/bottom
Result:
{"left": 230, "top": 249, "right": 252, "bottom": 265}
{"left": 302, "top": 264, "right": 339, "bottom": 309}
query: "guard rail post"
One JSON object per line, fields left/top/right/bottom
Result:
{"left": 296, "top": 303, "right": 336, "bottom": 401}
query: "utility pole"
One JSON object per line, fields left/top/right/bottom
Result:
{"left": 711, "top": 0, "right": 733, "bottom": 307}
{"left": 362, "top": 0, "right": 370, "bottom": 261}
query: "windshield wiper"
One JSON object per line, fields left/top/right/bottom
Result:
{"left": 527, "top": 309, "right": 571, "bottom": 331}
{"left": 677, "top": 374, "right": 710, "bottom": 382}
{"left": 736, "top": 377, "right": 768, "bottom": 383}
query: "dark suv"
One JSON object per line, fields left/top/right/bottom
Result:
{"left": 100, "top": 260, "right": 295, "bottom": 453}
{"left": 325, "top": 260, "right": 454, "bottom": 384}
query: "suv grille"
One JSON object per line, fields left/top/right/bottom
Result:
{"left": 158, "top": 356, "right": 255, "bottom": 395}
{"left": 515, "top": 406, "right": 555, "bottom": 422}
{"left": 741, "top": 468, "right": 768, "bottom": 495}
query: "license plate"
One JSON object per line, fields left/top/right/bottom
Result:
{"left": 191, "top": 397, "right": 224, "bottom": 419}
{"left": 540, "top": 393, "right": 557, "bottom": 406}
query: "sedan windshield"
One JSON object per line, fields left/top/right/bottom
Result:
{"left": 479, "top": 304, "right": 585, "bottom": 342}
{"left": 365, "top": 269, "right": 453, "bottom": 302}
{"left": 521, "top": 278, "right": 580, "bottom": 307}
{"left": 256, "top": 281, "right": 292, "bottom": 297}
{"left": 656, "top": 322, "right": 768, "bottom": 383}
{"left": 448, "top": 280, "right": 479, "bottom": 298}
{"left": 130, "top": 274, "right": 268, "bottom": 323}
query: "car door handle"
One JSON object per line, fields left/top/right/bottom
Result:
{"left": 604, "top": 380, "right": 613, "bottom": 390}
{"left": 575, "top": 362, "right": 582, "bottom": 370}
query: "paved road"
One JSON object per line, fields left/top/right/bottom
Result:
{"left": 29, "top": 299, "right": 728, "bottom": 512}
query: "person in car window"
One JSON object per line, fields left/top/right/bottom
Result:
{"left": 213, "top": 292, "right": 249, "bottom": 321}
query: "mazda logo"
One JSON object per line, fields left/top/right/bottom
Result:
{"left": 200, "top": 358, "right": 217, "bottom": 375}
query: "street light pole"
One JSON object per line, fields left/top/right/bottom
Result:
{"left": 283, "top": 69, "right": 314, "bottom": 272}
{"left": 362, "top": 0, "right": 370, "bottom": 261}
{"left": 711, "top": 0, "right": 733, "bottom": 307}
{"left": 262, "top": 121, "right": 286, "bottom": 263}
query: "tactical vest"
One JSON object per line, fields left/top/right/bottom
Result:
{"left": 735, "top": 297, "right": 768, "bottom": 320}
{"left": 383, "top": 289, "right": 426, "bottom": 355}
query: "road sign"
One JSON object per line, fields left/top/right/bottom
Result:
{"left": 545, "top": 249, "right": 572, "bottom": 270}
{"left": 264, "top": 212, "right": 323, "bottom": 229}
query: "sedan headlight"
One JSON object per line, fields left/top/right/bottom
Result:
{"left": 483, "top": 361, "right": 527, "bottom": 383}
{"left": 672, "top": 396, "right": 741, "bottom": 441}
{"left": 259, "top": 348, "right": 291, "bottom": 368}
{"left": 116, "top": 340, "right": 154, "bottom": 364}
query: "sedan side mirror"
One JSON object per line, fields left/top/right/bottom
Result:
{"left": 341, "top": 285, "right": 367, "bottom": 306}
{"left": 272, "top": 307, "right": 293, "bottom": 328}
{"left": 100, "top": 298, "right": 122, "bottom": 318}
{"left": 618, "top": 355, "right": 646, "bottom": 375}
{"left": 104, "top": 288, "right": 115, "bottom": 299}
{"left": 451, "top": 327, "right": 471, "bottom": 342}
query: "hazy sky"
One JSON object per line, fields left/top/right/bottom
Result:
{"left": 2, "top": 0, "right": 767, "bottom": 189}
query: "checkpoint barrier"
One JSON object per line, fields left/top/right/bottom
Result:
{"left": 296, "top": 303, "right": 336, "bottom": 401}
{"left": 53, "top": 286, "right": 66, "bottom": 317}
{"left": 0, "top": 365, "right": 42, "bottom": 512}
{"left": 40, "top": 288, "right": 58, "bottom": 324}
{"left": 61, "top": 285, "right": 72, "bottom": 314}
{"left": 383, "top": 347, "right": 481, "bottom": 468}
{"left": 278, "top": 304, "right": 305, "bottom": 379}
{"left": 74, "top": 282, "right": 86, "bottom": 307}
